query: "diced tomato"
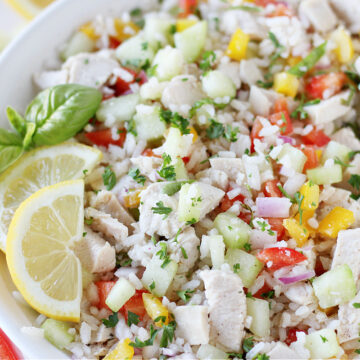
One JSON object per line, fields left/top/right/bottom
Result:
{"left": 141, "top": 148, "right": 161, "bottom": 158}
{"left": 220, "top": 193, "right": 245, "bottom": 212}
{"left": 119, "top": 290, "right": 148, "bottom": 322}
{"left": 269, "top": 100, "right": 293, "bottom": 135}
{"left": 256, "top": 247, "right": 307, "bottom": 270}
{"left": 253, "top": 282, "right": 273, "bottom": 299}
{"left": 305, "top": 72, "right": 347, "bottom": 100}
{"left": 94, "top": 281, "right": 116, "bottom": 310}
{"left": 108, "top": 36, "right": 121, "bottom": 49}
{"left": 182, "top": 156, "right": 190, "bottom": 164}
{"left": 315, "top": 257, "right": 326, "bottom": 277}
{"left": 301, "top": 146, "right": 319, "bottom": 171}
{"left": 266, "top": 217, "right": 285, "bottom": 240}
{"left": 255, "top": 0, "right": 277, "bottom": 6}
{"left": 0, "top": 329, "right": 22, "bottom": 360}
{"left": 273, "top": 98, "right": 288, "bottom": 113}
{"left": 114, "top": 67, "right": 138, "bottom": 96}
{"left": 102, "top": 93, "right": 115, "bottom": 101}
{"left": 267, "top": 3, "right": 293, "bottom": 17}
{"left": 263, "top": 180, "right": 283, "bottom": 198}
{"left": 301, "top": 128, "right": 331, "bottom": 147}
{"left": 179, "top": 0, "right": 198, "bottom": 17}
{"left": 85, "top": 128, "right": 126, "bottom": 148}
{"left": 250, "top": 117, "right": 264, "bottom": 152}
{"left": 285, "top": 328, "right": 307, "bottom": 346}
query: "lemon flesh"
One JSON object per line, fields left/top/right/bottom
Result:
{"left": 0, "top": 143, "right": 102, "bottom": 251}
{"left": 4, "top": 0, "right": 54, "bottom": 19}
{"left": 6, "top": 180, "right": 84, "bottom": 322}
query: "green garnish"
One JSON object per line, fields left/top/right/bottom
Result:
{"left": 177, "top": 289, "right": 194, "bottom": 303}
{"left": 158, "top": 153, "right": 176, "bottom": 181}
{"left": 102, "top": 312, "right": 119, "bottom": 328}
{"left": 151, "top": 201, "right": 172, "bottom": 219}
{"left": 102, "top": 166, "right": 116, "bottom": 190}
{"left": 127, "top": 311, "right": 140, "bottom": 326}
{"left": 128, "top": 168, "right": 146, "bottom": 186}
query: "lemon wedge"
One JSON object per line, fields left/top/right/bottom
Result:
{"left": 0, "top": 143, "right": 102, "bottom": 252}
{"left": 4, "top": 0, "right": 54, "bottom": 19}
{"left": 6, "top": 180, "right": 84, "bottom": 321}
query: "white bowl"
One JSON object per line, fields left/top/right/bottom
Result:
{"left": 0, "top": 0, "right": 154, "bottom": 358}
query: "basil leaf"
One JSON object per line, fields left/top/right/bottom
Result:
{"left": 0, "top": 145, "right": 23, "bottom": 173}
{"left": 23, "top": 123, "right": 36, "bottom": 150}
{"left": 0, "top": 128, "right": 22, "bottom": 146}
{"left": 25, "top": 84, "right": 102, "bottom": 146}
{"left": 6, "top": 106, "right": 27, "bottom": 137}
{"left": 287, "top": 42, "right": 327, "bottom": 77}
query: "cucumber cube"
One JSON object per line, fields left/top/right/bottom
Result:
{"left": 197, "top": 344, "right": 229, "bottom": 359}
{"left": 96, "top": 93, "right": 139, "bottom": 126}
{"left": 144, "top": 18, "right": 174, "bottom": 48}
{"left": 202, "top": 70, "right": 236, "bottom": 99}
{"left": 178, "top": 183, "right": 202, "bottom": 222}
{"left": 105, "top": 277, "right": 135, "bottom": 312}
{"left": 322, "top": 140, "right": 351, "bottom": 164}
{"left": 142, "top": 255, "right": 178, "bottom": 297}
{"left": 163, "top": 127, "right": 192, "bottom": 159}
{"left": 174, "top": 21, "right": 207, "bottom": 63}
{"left": 307, "top": 164, "right": 342, "bottom": 185}
{"left": 61, "top": 31, "right": 95, "bottom": 61}
{"left": 246, "top": 298, "right": 270, "bottom": 337}
{"left": 225, "top": 249, "right": 264, "bottom": 288}
{"left": 153, "top": 46, "right": 184, "bottom": 81}
{"left": 174, "top": 158, "right": 189, "bottom": 180}
{"left": 312, "top": 264, "right": 356, "bottom": 308}
{"left": 277, "top": 144, "right": 307, "bottom": 173}
{"left": 209, "top": 235, "right": 226, "bottom": 269}
{"left": 305, "top": 329, "right": 340, "bottom": 359}
{"left": 41, "top": 319, "right": 74, "bottom": 350}
{"left": 214, "top": 212, "right": 251, "bottom": 249}
{"left": 134, "top": 105, "right": 167, "bottom": 141}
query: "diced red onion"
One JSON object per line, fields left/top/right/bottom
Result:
{"left": 122, "top": 89, "right": 133, "bottom": 95}
{"left": 278, "top": 135, "right": 296, "bottom": 145}
{"left": 279, "top": 270, "right": 315, "bottom": 285}
{"left": 256, "top": 197, "right": 292, "bottom": 218}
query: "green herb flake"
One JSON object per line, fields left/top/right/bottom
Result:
{"left": 243, "top": 337, "right": 254, "bottom": 353}
{"left": 320, "top": 335, "right": 328, "bottom": 343}
{"left": 102, "top": 166, "right": 116, "bottom": 190}
{"left": 206, "top": 119, "right": 224, "bottom": 139}
{"left": 130, "top": 325, "right": 158, "bottom": 348}
{"left": 256, "top": 80, "right": 273, "bottom": 89}
{"left": 158, "top": 153, "right": 176, "bottom": 181}
{"left": 349, "top": 174, "right": 360, "bottom": 191}
{"left": 128, "top": 167, "right": 146, "bottom": 185}
{"left": 85, "top": 217, "right": 94, "bottom": 225}
{"left": 177, "top": 289, "right": 194, "bottom": 303}
{"left": 127, "top": 311, "right": 140, "bottom": 326}
{"left": 199, "top": 51, "right": 217, "bottom": 71}
{"left": 156, "top": 242, "right": 171, "bottom": 268}
{"left": 353, "top": 303, "right": 360, "bottom": 308}
{"left": 261, "top": 290, "right": 275, "bottom": 299}
{"left": 243, "top": 242, "right": 252, "bottom": 252}
{"left": 233, "top": 263, "right": 241, "bottom": 273}
{"left": 102, "top": 312, "right": 119, "bottom": 328}
{"left": 181, "top": 246, "right": 188, "bottom": 259}
{"left": 152, "top": 201, "right": 172, "bottom": 219}
{"left": 160, "top": 321, "right": 177, "bottom": 348}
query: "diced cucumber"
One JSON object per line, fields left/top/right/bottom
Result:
{"left": 209, "top": 235, "right": 225, "bottom": 269}
{"left": 133, "top": 105, "right": 167, "bottom": 141}
{"left": 41, "top": 319, "right": 74, "bottom": 350}
{"left": 246, "top": 298, "right": 270, "bottom": 338}
{"left": 178, "top": 183, "right": 202, "bottom": 222}
{"left": 214, "top": 212, "right": 251, "bottom": 249}
{"left": 144, "top": 18, "right": 174, "bottom": 48}
{"left": 105, "top": 277, "right": 135, "bottom": 312}
{"left": 174, "top": 158, "right": 189, "bottom": 180}
{"left": 140, "top": 78, "right": 167, "bottom": 100}
{"left": 116, "top": 34, "right": 155, "bottom": 68}
{"left": 307, "top": 164, "right": 342, "bottom": 185}
{"left": 225, "top": 249, "right": 264, "bottom": 288}
{"left": 202, "top": 70, "right": 236, "bottom": 99}
{"left": 312, "top": 264, "right": 356, "bottom": 308}
{"left": 61, "top": 31, "right": 96, "bottom": 61}
{"left": 197, "top": 344, "right": 229, "bottom": 360}
{"left": 96, "top": 93, "right": 140, "bottom": 126}
{"left": 305, "top": 329, "right": 340, "bottom": 359}
{"left": 163, "top": 127, "right": 192, "bottom": 158}
{"left": 153, "top": 46, "right": 184, "bottom": 81}
{"left": 174, "top": 21, "right": 207, "bottom": 63}
{"left": 321, "top": 140, "right": 351, "bottom": 164}
{"left": 142, "top": 255, "right": 178, "bottom": 297}
{"left": 277, "top": 144, "right": 307, "bottom": 173}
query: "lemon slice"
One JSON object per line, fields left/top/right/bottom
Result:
{"left": 4, "top": 0, "right": 54, "bottom": 19}
{"left": 0, "top": 143, "right": 102, "bottom": 252}
{"left": 6, "top": 180, "right": 84, "bottom": 321}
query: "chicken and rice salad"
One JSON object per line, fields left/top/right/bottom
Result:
{"left": 2, "top": 0, "right": 360, "bottom": 358}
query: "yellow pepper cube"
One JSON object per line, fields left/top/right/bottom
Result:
{"left": 283, "top": 218, "right": 310, "bottom": 247}
{"left": 300, "top": 181, "right": 320, "bottom": 211}
{"left": 123, "top": 188, "right": 144, "bottom": 208}
{"left": 114, "top": 19, "right": 140, "bottom": 42}
{"left": 331, "top": 28, "right": 354, "bottom": 64}
{"left": 142, "top": 293, "right": 169, "bottom": 327}
{"left": 189, "top": 127, "right": 198, "bottom": 143}
{"left": 104, "top": 338, "right": 134, "bottom": 360}
{"left": 176, "top": 19, "right": 198, "bottom": 32}
{"left": 226, "top": 28, "right": 249, "bottom": 61}
{"left": 287, "top": 56, "right": 302, "bottom": 67}
{"left": 79, "top": 22, "right": 99, "bottom": 40}
{"left": 274, "top": 72, "right": 299, "bottom": 98}
{"left": 318, "top": 207, "right": 355, "bottom": 238}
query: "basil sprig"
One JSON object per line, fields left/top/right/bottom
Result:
{"left": 0, "top": 84, "right": 102, "bottom": 173}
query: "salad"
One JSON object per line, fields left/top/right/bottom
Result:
{"left": 1, "top": 0, "right": 360, "bottom": 359}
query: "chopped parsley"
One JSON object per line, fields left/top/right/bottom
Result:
{"left": 267, "top": 31, "right": 285, "bottom": 73}
{"left": 334, "top": 157, "right": 352, "bottom": 168}
{"left": 186, "top": 218, "right": 198, "bottom": 225}
{"left": 177, "top": 289, "right": 194, "bottom": 303}
{"left": 261, "top": 290, "right": 275, "bottom": 299}
{"left": 256, "top": 80, "right": 273, "bottom": 89}
{"left": 243, "top": 337, "right": 254, "bottom": 353}
{"left": 290, "top": 96, "right": 321, "bottom": 120}
{"left": 152, "top": 201, "right": 172, "bottom": 219}
{"left": 102, "top": 312, "right": 119, "bottom": 328}
{"left": 115, "top": 253, "right": 132, "bottom": 267}
{"left": 181, "top": 246, "right": 188, "bottom": 259}
{"left": 355, "top": 349, "right": 360, "bottom": 354}
{"left": 83, "top": 169, "right": 88, "bottom": 175}
{"left": 156, "top": 242, "right": 171, "bottom": 268}
{"left": 189, "top": 98, "right": 226, "bottom": 118}
{"left": 244, "top": 242, "right": 252, "bottom": 252}
{"left": 162, "top": 180, "right": 194, "bottom": 196}
{"left": 160, "top": 109, "right": 190, "bottom": 135}
{"left": 294, "top": 191, "right": 305, "bottom": 225}
{"left": 82, "top": 232, "right": 87, "bottom": 237}
{"left": 85, "top": 217, "right": 93, "bottom": 225}
{"left": 149, "top": 281, "right": 156, "bottom": 291}
{"left": 353, "top": 303, "right": 360, "bottom": 308}
{"left": 141, "top": 42, "right": 149, "bottom": 50}
{"left": 246, "top": 292, "right": 254, "bottom": 299}
{"left": 128, "top": 168, "right": 146, "bottom": 186}
{"left": 206, "top": 119, "right": 224, "bottom": 139}
{"left": 233, "top": 263, "right": 241, "bottom": 273}
{"left": 130, "top": 325, "right": 158, "bottom": 348}
{"left": 224, "top": 124, "right": 239, "bottom": 142}
{"left": 147, "top": 64, "right": 158, "bottom": 77}
{"left": 127, "top": 311, "right": 140, "bottom": 326}
{"left": 199, "top": 51, "right": 216, "bottom": 71}
{"left": 158, "top": 153, "right": 176, "bottom": 181}
{"left": 130, "top": 7, "right": 142, "bottom": 17}
{"left": 102, "top": 166, "right": 116, "bottom": 190}
{"left": 160, "top": 321, "right": 177, "bottom": 348}
{"left": 349, "top": 174, "right": 360, "bottom": 191}
{"left": 255, "top": 354, "right": 270, "bottom": 360}
{"left": 320, "top": 335, "right": 328, "bottom": 343}
{"left": 341, "top": 84, "right": 356, "bottom": 106}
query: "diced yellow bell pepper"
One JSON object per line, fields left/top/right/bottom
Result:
{"left": 189, "top": 127, "right": 198, "bottom": 143}
{"left": 142, "top": 293, "right": 169, "bottom": 327}
{"left": 104, "top": 338, "right": 134, "bottom": 360}
{"left": 287, "top": 56, "right": 302, "bottom": 67}
{"left": 331, "top": 28, "right": 354, "bottom": 64}
{"left": 114, "top": 19, "right": 140, "bottom": 42}
{"left": 123, "top": 188, "right": 145, "bottom": 208}
{"left": 300, "top": 181, "right": 319, "bottom": 211}
{"left": 318, "top": 207, "right": 355, "bottom": 238}
{"left": 226, "top": 28, "right": 249, "bottom": 61}
{"left": 316, "top": 149, "right": 322, "bottom": 161}
{"left": 274, "top": 72, "right": 299, "bottom": 98}
{"left": 176, "top": 19, "right": 198, "bottom": 32}
{"left": 283, "top": 218, "right": 310, "bottom": 247}
{"left": 79, "top": 22, "right": 99, "bottom": 40}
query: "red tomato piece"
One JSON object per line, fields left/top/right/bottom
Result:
{"left": 108, "top": 36, "right": 121, "bottom": 49}
{"left": 301, "top": 146, "right": 319, "bottom": 172}
{"left": 0, "top": 329, "right": 21, "bottom": 360}
{"left": 220, "top": 193, "right": 245, "bottom": 213}
{"left": 253, "top": 282, "right": 273, "bottom": 299}
{"left": 256, "top": 247, "right": 307, "bottom": 270}
{"left": 182, "top": 156, "right": 190, "bottom": 164}
{"left": 267, "top": 3, "right": 293, "bottom": 17}
{"left": 273, "top": 98, "right": 288, "bottom": 113}
{"left": 114, "top": 67, "right": 138, "bottom": 96}
{"left": 285, "top": 328, "right": 307, "bottom": 346}
{"left": 179, "top": 0, "right": 198, "bottom": 17}
{"left": 85, "top": 128, "right": 126, "bottom": 148}
{"left": 102, "top": 93, "right": 115, "bottom": 101}
{"left": 250, "top": 117, "right": 264, "bottom": 152}
{"left": 301, "top": 128, "right": 331, "bottom": 147}
{"left": 141, "top": 148, "right": 161, "bottom": 158}
{"left": 266, "top": 217, "right": 285, "bottom": 240}
{"left": 119, "top": 290, "right": 148, "bottom": 322}
{"left": 255, "top": 0, "right": 277, "bottom": 6}
{"left": 94, "top": 281, "right": 116, "bottom": 310}
{"left": 269, "top": 112, "right": 293, "bottom": 135}
{"left": 305, "top": 72, "right": 347, "bottom": 100}
{"left": 263, "top": 180, "right": 283, "bottom": 198}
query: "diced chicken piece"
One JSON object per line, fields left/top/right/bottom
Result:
{"left": 249, "top": 86, "right": 279, "bottom": 116}
{"left": 84, "top": 207, "right": 128, "bottom": 248}
{"left": 74, "top": 227, "right": 115, "bottom": 273}
{"left": 299, "top": 0, "right": 337, "bottom": 33}
{"left": 210, "top": 157, "right": 244, "bottom": 182}
{"left": 130, "top": 156, "right": 162, "bottom": 177}
{"left": 329, "top": 0, "right": 360, "bottom": 33}
{"left": 250, "top": 229, "right": 277, "bottom": 250}
{"left": 63, "top": 52, "right": 120, "bottom": 88}
{"left": 218, "top": 62, "right": 241, "bottom": 89}
{"left": 331, "top": 228, "right": 360, "bottom": 283}
{"left": 304, "top": 90, "right": 352, "bottom": 125}
{"left": 173, "top": 306, "right": 210, "bottom": 345}
{"left": 331, "top": 127, "right": 360, "bottom": 151}
{"left": 34, "top": 70, "right": 68, "bottom": 90}
{"left": 200, "top": 269, "right": 246, "bottom": 352}
{"left": 284, "top": 283, "right": 314, "bottom": 305}
{"left": 239, "top": 59, "right": 263, "bottom": 85}
{"left": 267, "top": 342, "right": 300, "bottom": 359}
{"left": 195, "top": 168, "right": 229, "bottom": 191}
{"left": 161, "top": 76, "right": 205, "bottom": 117}
{"left": 89, "top": 190, "right": 134, "bottom": 228}
{"left": 79, "top": 322, "right": 92, "bottom": 344}
{"left": 91, "top": 324, "right": 112, "bottom": 343}
{"left": 338, "top": 291, "right": 360, "bottom": 343}
{"left": 139, "top": 182, "right": 224, "bottom": 239}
